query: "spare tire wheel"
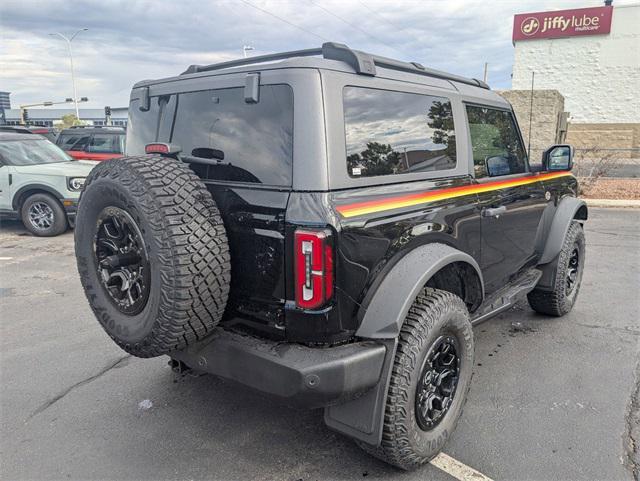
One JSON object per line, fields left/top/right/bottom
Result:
{"left": 74, "top": 155, "right": 231, "bottom": 358}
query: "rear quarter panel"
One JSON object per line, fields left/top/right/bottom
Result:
{"left": 329, "top": 178, "right": 481, "bottom": 329}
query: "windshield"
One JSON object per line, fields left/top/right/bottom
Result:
{"left": 0, "top": 139, "right": 73, "bottom": 165}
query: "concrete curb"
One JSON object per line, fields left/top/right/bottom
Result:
{"left": 583, "top": 198, "right": 640, "bottom": 208}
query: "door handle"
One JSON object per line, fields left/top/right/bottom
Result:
{"left": 482, "top": 206, "right": 507, "bottom": 218}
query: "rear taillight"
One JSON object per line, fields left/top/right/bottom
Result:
{"left": 294, "top": 229, "right": 334, "bottom": 309}
{"left": 145, "top": 143, "right": 182, "bottom": 155}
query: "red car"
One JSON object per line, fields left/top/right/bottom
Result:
{"left": 56, "top": 126, "right": 126, "bottom": 161}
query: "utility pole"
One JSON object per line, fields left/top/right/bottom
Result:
{"left": 49, "top": 28, "right": 88, "bottom": 119}
{"left": 483, "top": 62, "right": 488, "bottom": 83}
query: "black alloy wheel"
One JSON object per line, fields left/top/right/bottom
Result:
{"left": 415, "top": 335, "right": 461, "bottom": 430}
{"left": 566, "top": 245, "right": 580, "bottom": 294}
{"left": 94, "top": 206, "right": 150, "bottom": 316}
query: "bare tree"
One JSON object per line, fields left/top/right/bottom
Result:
{"left": 573, "top": 147, "right": 625, "bottom": 194}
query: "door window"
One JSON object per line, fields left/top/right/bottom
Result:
{"left": 466, "top": 105, "right": 527, "bottom": 178}
{"left": 343, "top": 87, "right": 457, "bottom": 178}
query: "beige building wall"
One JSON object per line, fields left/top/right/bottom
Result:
{"left": 497, "top": 89, "right": 566, "bottom": 161}
{"left": 512, "top": 4, "right": 640, "bottom": 124}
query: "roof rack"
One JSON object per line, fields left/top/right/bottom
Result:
{"left": 68, "top": 125, "right": 125, "bottom": 130}
{"left": 181, "top": 42, "right": 489, "bottom": 89}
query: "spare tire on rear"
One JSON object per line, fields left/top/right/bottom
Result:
{"left": 75, "top": 155, "right": 231, "bottom": 358}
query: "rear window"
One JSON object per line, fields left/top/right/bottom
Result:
{"left": 343, "top": 87, "right": 457, "bottom": 178}
{"left": 126, "top": 95, "right": 177, "bottom": 155}
{"left": 170, "top": 85, "right": 293, "bottom": 186}
{"left": 57, "top": 133, "right": 90, "bottom": 151}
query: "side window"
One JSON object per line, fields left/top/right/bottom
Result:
{"left": 466, "top": 105, "right": 527, "bottom": 178}
{"left": 126, "top": 95, "right": 176, "bottom": 155}
{"left": 343, "top": 87, "right": 456, "bottom": 178}
{"left": 88, "top": 134, "right": 124, "bottom": 154}
{"left": 57, "top": 134, "right": 90, "bottom": 151}
{"left": 170, "top": 85, "right": 293, "bottom": 185}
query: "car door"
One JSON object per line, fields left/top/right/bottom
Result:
{"left": 0, "top": 157, "right": 13, "bottom": 211}
{"left": 466, "top": 104, "right": 547, "bottom": 295}
{"left": 57, "top": 132, "right": 90, "bottom": 160}
{"left": 128, "top": 72, "right": 297, "bottom": 338}
{"left": 86, "top": 133, "right": 124, "bottom": 160}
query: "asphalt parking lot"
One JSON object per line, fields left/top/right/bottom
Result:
{"left": 1, "top": 207, "right": 638, "bottom": 481}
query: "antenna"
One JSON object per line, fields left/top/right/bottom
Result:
{"left": 527, "top": 71, "right": 535, "bottom": 160}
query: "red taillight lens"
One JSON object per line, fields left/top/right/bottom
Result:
{"left": 145, "top": 143, "right": 170, "bottom": 154}
{"left": 294, "top": 229, "right": 334, "bottom": 309}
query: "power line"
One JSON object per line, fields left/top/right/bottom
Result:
{"left": 357, "top": 1, "right": 413, "bottom": 37}
{"left": 237, "top": 0, "right": 330, "bottom": 42}
{"left": 307, "top": 0, "right": 407, "bottom": 58}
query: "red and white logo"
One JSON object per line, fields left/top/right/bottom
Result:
{"left": 521, "top": 17, "right": 540, "bottom": 36}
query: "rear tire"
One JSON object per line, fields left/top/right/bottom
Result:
{"left": 75, "top": 155, "right": 231, "bottom": 358}
{"left": 20, "top": 192, "right": 68, "bottom": 237}
{"left": 359, "top": 288, "right": 474, "bottom": 470}
{"left": 528, "top": 221, "right": 585, "bottom": 317}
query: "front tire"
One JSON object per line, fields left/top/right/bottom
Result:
{"left": 528, "top": 221, "right": 585, "bottom": 316}
{"left": 20, "top": 192, "right": 68, "bottom": 237}
{"left": 360, "top": 288, "right": 474, "bottom": 470}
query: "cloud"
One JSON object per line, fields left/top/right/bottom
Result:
{"left": 0, "top": 0, "right": 633, "bottom": 108}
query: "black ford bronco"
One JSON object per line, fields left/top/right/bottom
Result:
{"left": 75, "top": 43, "right": 587, "bottom": 470}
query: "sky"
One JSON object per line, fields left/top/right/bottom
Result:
{"left": 0, "top": 0, "right": 632, "bottom": 109}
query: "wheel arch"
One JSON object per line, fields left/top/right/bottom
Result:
{"left": 355, "top": 243, "right": 484, "bottom": 339}
{"left": 12, "top": 184, "right": 65, "bottom": 211}
{"left": 539, "top": 196, "right": 587, "bottom": 265}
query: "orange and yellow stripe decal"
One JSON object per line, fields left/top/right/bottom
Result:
{"left": 336, "top": 171, "right": 572, "bottom": 218}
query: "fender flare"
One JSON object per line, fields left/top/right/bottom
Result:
{"left": 539, "top": 196, "right": 588, "bottom": 265}
{"left": 12, "top": 183, "right": 65, "bottom": 211}
{"left": 355, "top": 243, "right": 484, "bottom": 339}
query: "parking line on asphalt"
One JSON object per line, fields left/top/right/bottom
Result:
{"left": 0, "top": 257, "right": 14, "bottom": 260}
{"left": 430, "top": 453, "right": 494, "bottom": 481}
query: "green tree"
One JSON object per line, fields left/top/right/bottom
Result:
{"left": 57, "top": 114, "right": 84, "bottom": 129}
{"left": 348, "top": 142, "right": 401, "bottom": 176}
{"left": 427, "top": 100, "right": 456, "bottom": 160}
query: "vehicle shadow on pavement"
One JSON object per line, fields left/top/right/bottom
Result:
{"left": 139, "top": 367, "right": 428, "bottom": 480}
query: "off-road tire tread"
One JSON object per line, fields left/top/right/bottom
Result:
{"left": 359, "top": 288, "right": 472, "bottom": 470}
{"left": 76, "top": 155, "right": 230, "bottom": 357}
{"left": 528, "top": 221, "right": 584, "bottom": 317}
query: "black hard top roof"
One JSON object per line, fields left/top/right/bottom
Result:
{"left": 59, "top": 126, "right": 125, "bottom": 134}
{"left": 133, "top": 42, "right": 491, "bottom": 92}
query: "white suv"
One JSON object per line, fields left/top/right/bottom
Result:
{"left": 0, "top": 132, "right": 98, "bottom": 236}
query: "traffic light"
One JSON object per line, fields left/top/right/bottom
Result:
{"left": 22, "top": 108, "right": 29, "bottom": 125}
{"left": 104, "top": 106, "right": 111, "bottom": 117}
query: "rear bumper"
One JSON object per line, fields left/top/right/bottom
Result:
{"left": 170, "top": 329, "right": 387, "bottom": 408}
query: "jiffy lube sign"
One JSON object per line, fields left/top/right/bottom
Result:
{"left": 513, "top": 5, "right": 613, "bottom": 42}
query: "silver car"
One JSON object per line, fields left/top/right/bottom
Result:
{"left": 0, "top": 132, "right": 98, "bottom": 236}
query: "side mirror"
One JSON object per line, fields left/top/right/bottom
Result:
{"left": 486, "top": 155, "right": 511, "bottom": 177}
{"left": 543, "top": 144, "right": 574, "bottom": 171}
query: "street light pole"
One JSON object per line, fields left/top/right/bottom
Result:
{"left": 49, "top": 28, "right": 88, "bottom": 120}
